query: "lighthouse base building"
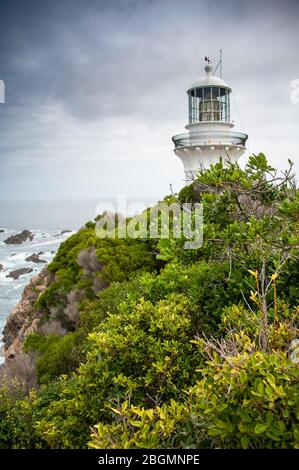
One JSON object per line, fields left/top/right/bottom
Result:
{"left": 172, "top": 61, "right": 248, "bottom": 180}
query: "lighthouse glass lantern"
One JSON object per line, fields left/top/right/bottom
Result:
{"left": 189, "top": 86, "right": 230, "bottom": 123}
{"left": 172, "top": 61, "right": 248, "bottom": 180}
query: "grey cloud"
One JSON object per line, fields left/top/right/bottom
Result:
{"left": 0, "top": 0, "right": 299, "bottom": 202}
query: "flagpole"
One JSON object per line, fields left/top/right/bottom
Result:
{"left": 220, "top": 49, "right": 223, "bottom": 78}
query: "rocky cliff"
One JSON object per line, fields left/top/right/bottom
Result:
{"left": 0, "top": 268, "right": 55, "bottom": 389}
{"left": 2, "top": 268, "right": 54, "bottom": 361}
{"left": 0, "top": 243, "right": 107, "bottom": 389}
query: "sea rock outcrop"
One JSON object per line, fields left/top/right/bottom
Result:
{"left": 6, "top": 267, "right": 33, "bottom": 280}
{"left": 0, "top": 263, "right": 3, "bottom": 272}
{"left": 4, "top": 230, "right": 34, "bottom": 245}
{"left": 55, "top": 230, "right": 72, "bottom": 237}
{"left": 25, "top": 252, "right": 47, "bottom": 264}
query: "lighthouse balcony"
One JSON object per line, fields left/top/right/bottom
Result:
{"left": 172, "top": 130, "right": 248, "bottom": 149}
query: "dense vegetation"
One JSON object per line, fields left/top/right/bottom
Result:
{"left": 0, "top": 154, "right": 298, "bottom": 449}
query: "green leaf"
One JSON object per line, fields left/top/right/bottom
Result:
{"left": 239, "top": 370, "right": 247, "bottom": 385}
{"left": 241, "top": 436, "right": 249, "bottom": 449}
{"left": 254, "top": 423, "right": 268, "bottom": 434}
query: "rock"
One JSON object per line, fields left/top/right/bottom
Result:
{"left": 77, "top": 246, "right": 103, "bottom": 275}
{"left": 2, "top": 268, "right": 55, "bottom": 356}
{"left": 35, "top": 284, "right": 47, "bottom": 293}
{"left": 6, "top": 268, "right": 33, "bottom": 280}
{"left": 0, "top": 263, "right": 3, "bottom": 272}
{"left": 11, "top": 253, "right": 16, "bottom": 257}
{"left": 25, "top": 253, "right": 47, "bottom": 264}
{"left": 63, "top": 289, "right": 85, "bottom": 325}
{"left": 0, "top": 229, "right": 5, "bottom": 233}
{"left": 51, "top": 250, "right": 56, "bottom": 254}
{"left": 4, "top": 230, "right": 34, "bottom": 245}
{"left": 55, "top": 230, "right": 72, "bottom": 238}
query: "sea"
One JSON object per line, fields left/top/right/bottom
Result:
{"left": 0, "top": 197, "right": 157, "bottom": 363}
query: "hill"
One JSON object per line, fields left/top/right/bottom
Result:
{"left": 0, "top": 154, "right": 298, "bottom": 449}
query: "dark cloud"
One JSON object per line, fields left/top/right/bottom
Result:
{"left": 0, "top": 0, "right": 298, "bottom": 201}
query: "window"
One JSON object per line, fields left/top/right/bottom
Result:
{"left": 188, "top": 87, "right": 231, "bottom": 123}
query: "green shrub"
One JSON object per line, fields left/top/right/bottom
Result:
{"left": 95, "top": 238, "right": 156, "bottom": 284}
{"left": 33, "top": 294, "right": 199, "bottom": 448}
{"left": 89, "top": 350, "right": 299, "bottom": 450}
{"left": 24, "top": 333, "right": 82, "bottom": 385}
{"left": 0, "top": 386, "right": 39, "bottom": 449}
{"left": 189, "top": 350, "right": 299, "bottom": 449}
{"left": 89, "top": 399, "right": 197, "bottom": 449}
{"left": 1, "top": 155, "right": 299, "bottom": 450}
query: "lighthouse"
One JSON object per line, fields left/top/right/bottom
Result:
{"left": 172, "top": 58, "right": 248, "bottom": 180}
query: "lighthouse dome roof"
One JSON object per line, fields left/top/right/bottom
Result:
{"left": 187, "top": 64, "right": 231, "bottom": 92}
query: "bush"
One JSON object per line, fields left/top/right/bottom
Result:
{"left": 32, "top": 294, "right": 199, "bottom": 448}
{"left": 1, "top": 155, "right": 299, "bottom": 450}
{"left": 89, "top": 350, "right": 299, "bottom": 450}
{"left": 24, "top": 333, "right": 82, "bottom": 385}
{"left": 95, "top": 238, "right": 157, "bottom": 284}
{"left": 89, "top": 399, "right": 196, "bottom": 449}
{"left": 189, "top": 350, "right": 299, "bottom": 449}
{"left": 0, "top": 386, "right": 39, "bottom": 449}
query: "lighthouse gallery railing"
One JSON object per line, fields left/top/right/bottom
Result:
{"left": 172, "top": 130, "right": 248, "bottom": 148}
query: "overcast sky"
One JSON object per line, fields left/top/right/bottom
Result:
{"left": 0, "top": 0, "right": 298, "bottom": 203}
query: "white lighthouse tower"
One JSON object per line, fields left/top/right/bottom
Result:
{"left": 172, "top": 58, "right": 248, "bottom": 180}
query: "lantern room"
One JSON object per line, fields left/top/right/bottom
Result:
{"left": 187, "top": 64, "right": 231, "bottom": 124}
